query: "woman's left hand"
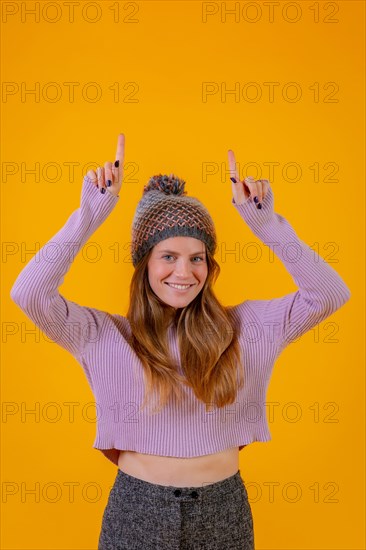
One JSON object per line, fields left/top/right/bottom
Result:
{"left": 228, "top": 149, "right": 270, "bottom": 208}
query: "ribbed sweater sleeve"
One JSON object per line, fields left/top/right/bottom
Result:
{"left": 10, "top": 176, "right": 120, "bottom": 358}
{"left": 231, "top": 186, "right": 351, "bottom": 354}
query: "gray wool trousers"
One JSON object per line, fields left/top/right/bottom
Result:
{"left": 98, "top": 468, "right": 255, "bottom": 549}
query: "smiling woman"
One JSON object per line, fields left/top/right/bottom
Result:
{"left": 10, "top": 135, "right": 350, "bottom": 550}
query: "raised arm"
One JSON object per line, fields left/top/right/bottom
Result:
{"left": 10, "top": 134, "right": 125, "bottom": 358}
{"left": 228, "top": 149, "right": 351, "bottom": 354}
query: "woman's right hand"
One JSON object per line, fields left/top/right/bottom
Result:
{"left": 86, "top": 133, "right": 125, "bottom": 197}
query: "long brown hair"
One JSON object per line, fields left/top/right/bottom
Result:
{"left": 126, "top": 245, "right": 244, "bottom": 415}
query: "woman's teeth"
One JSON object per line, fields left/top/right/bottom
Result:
{"left": 166, "top": 283, "right": 192, "bottom": 290}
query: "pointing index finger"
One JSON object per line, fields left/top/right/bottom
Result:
{"left": 228, "top": 149, "right": 240, "bottom": 182}
{"left": 115, "top": 133, "right": 125, "bottom": 164}
{"left": 228, "top": 148, "right": 251, "bottom": 203}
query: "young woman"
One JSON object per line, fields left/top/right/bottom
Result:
{"left": 10, "top": 134, "right": 351, "bottom": 549}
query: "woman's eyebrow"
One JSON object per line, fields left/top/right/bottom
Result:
{"left": 159, "top": 250, "right": 205, "bottom": 256}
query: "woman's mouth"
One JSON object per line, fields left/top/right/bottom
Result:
{"left": 165, "top": 283, "right": 194, "bottom": 292}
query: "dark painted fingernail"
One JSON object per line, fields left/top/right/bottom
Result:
{"left": 254, "top": 196, "right": 259, "bottom": 203}
{"left": 114, "top": 160, "right": 119, "bottom": 168}
{"left": 230, "top": 177, "right": 237, "bottom": 183}
{"left": 256, "top": 203, "right": 262, "bottom": 209}
{"left": 107, "top": 180, "right": 112, "bottom": 187}
{"left": 100, "top": 188, "right": 106, "bottom": 194}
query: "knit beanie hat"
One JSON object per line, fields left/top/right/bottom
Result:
{"left": 131, "top": 173, "right": 217, "bottom": 268}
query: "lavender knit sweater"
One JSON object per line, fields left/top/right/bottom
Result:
{"left": 10, "top": 175, "right": 351, "bottom": 466}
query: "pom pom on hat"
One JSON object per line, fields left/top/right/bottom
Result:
{"left": 143, "top": 173, "right": 187, "bottom": 197}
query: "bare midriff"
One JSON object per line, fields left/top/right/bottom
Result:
{"left": 117, "top": 446, "right": 245, "bottom": 488}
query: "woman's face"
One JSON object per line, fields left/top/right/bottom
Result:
{"left": 147, "top": 237, "right": 208, "bottom": 308}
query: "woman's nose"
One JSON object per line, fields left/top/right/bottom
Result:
{"left": 174, "top": 260, "right": 192, "bottom": 276}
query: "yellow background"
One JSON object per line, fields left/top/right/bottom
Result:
{"left": 2, "top": 1, "right": 364, "bottom": 548}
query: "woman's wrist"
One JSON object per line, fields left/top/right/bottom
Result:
{"left": 231, "top": 185, "right": 275, "bottom": 230}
